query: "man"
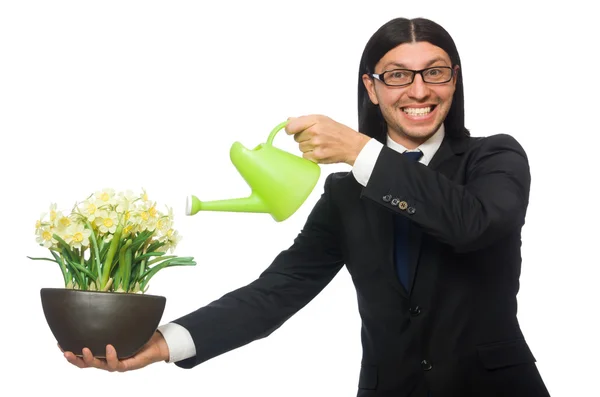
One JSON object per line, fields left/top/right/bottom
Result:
{"left": 63, "top": 17, "right": 550, "bottom": 397}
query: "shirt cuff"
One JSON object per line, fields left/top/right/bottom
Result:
{"left": 157, "top": 322, "right": 197, "bottom": 363}
{"left": 352, "top": 138, "right": 383, "bottom": 187}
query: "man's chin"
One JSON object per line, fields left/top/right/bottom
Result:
{"left": 403, "top": 128, "right": 438, "bottom": 141}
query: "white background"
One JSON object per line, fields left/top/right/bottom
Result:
{"left": 1, "top": 1, "right": 598, "bottom": 396}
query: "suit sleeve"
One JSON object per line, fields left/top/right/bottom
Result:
{"left": 171, "top": 173, "right": 345, "bottom": 368}
{"left": 361, "top": 134, "right": 531, "bottom": 252}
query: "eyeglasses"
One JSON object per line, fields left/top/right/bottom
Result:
{"left": 371, "top": 66, "right": 454, "bottom": 86}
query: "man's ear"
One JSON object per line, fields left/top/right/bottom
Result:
{"left": 362, "top": 74, "right": 379, "bottom": 105}
{"left": 452, "top": 65, "right": 460, "bottom": 86}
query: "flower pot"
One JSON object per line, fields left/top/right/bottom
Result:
{"left": 40, "top": 287, "right": 166, "bottom": 359}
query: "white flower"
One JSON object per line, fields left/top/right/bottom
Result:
{"left": 95, "top": 210, "right": 119, "bottom": 234}
{"left": 54, "top": 212, "right": 72, "bottom": 232}
{"left": 64, "top": 223, "right": 92, "bottom": 249}
{"left": 35, "top": 212, "right": 47, "bottom": 228}
{"left": 116, "top": 189, "right": 137, "bottom": 214}
{"left": 140, "top": 188, "right": 150, "bottom": 203}
{"left": 79, "top": 199, "right": 101, "bottom": 222}
{"left": 36, "top": 225, "right": 56, "bottom": 248}
{"left": 48, "top": 203, "right": 58, "bottom": 223}
{"left": 156, "top": 214, "right": 173, "bottom": 234}
{"left": 94, "top": 188, "right": 117, "bottom": 208}
{"left": 163, "top": 229, "right": 182, "bottom": 253}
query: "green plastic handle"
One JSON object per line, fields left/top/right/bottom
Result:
{"left": 266, "top": 120, "right": 289, "bottom": 146}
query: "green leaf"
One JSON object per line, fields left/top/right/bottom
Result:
{"left": 100, "top": 240, "right": 109, "bottom": 260}
{"left": 53, "top": 234, "right": 74, "bottom": 262}
{"left": 146, "top": 255, "right": 176, "bottom": 266}
{"left": 146, "top": 240, "right": 166, "bottom": 253}
{"left": 64, "top": 258, "right": 84, "bottom": 290}
{"left": 66, "top": 258, "right": 97, "bottom": 281}
{"left": 139, "top": 257, "right": 196, "bottom": 291}
{"left": 131, "top": 230, "right": 153, "bottom": 247}
{"left": 26, "top": 256, "right": 58, "bottom": 263}
{"left": 133, "top": 252, "right": 166, "bottom": 263}
{"left": 50, "top": 251, "right": 69, "bottom": 286}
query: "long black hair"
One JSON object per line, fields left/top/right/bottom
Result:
{"left": 358, "top": 17, "right": 470, "bottom": 144}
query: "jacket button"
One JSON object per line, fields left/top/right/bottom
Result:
{"left": 391, "top": 198, "right": 400, "bottom": 206}
{"left": 398, "top": 201, "right": 408, "bottom": 210}
{"left": 421, "top": 360, "right": 432, "bottom": 371}
{"left": 383, "top": 194, "right": 392, "bottom": 203}
{"left": 409, "top": 306, "right": 421, "bottom": 316}
{"left": 407, "top": 206, "right": 416, "bottom": 215}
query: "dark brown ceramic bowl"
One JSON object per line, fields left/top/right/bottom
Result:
{"left": 40, "top": 288, "right": 166, "bottom": 359}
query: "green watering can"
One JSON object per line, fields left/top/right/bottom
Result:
{"left": 186, "top": 120, "right": 321, "bottom": 222}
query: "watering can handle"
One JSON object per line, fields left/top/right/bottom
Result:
{"left": 266, "top": 120, "right": 290, "bottom": 146}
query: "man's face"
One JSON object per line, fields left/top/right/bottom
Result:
{"left": 362, "top": 41, "right": 459, "bottom": 147}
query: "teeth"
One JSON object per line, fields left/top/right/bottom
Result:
{"left": 403, "top": 106, "right": 432, "bottom": 116}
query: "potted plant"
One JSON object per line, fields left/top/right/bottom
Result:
{"left": 29, "top": 188, "right": 196, "bottom": 358}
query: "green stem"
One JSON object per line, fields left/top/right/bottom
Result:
{"left": 125, "top": 243, "right": 133, "bottom": 291}
{"left": 118, "top": 239, "right": 132, "bottom": 292}
{"left": 85, "top": 220, "right": 102, "bottom": 282}
{"left": 101, "top": 224, "right": 123, "bottom": 289}
{"left": 79, "top": 248, "right": 86, "bottom": 288}
{"left": 138, "top": 245, "right": 150, "bottom": 281}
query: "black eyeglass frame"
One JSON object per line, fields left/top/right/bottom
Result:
{"left": 371, "top": 66, "right": 455, "bottom": 87}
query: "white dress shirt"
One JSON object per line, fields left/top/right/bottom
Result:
{"left": 158, "top": 124, "right": 446, "bottom": 363}
{"left": 352, "top": 123, "right": 445, "bottom": 186}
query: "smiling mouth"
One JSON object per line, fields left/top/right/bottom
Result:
{"left": 402, "top": 105, "right": 436, "bottom": 116}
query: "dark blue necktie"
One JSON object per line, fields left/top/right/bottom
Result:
{"left": 394, "top": 150, "right": 423, "bottom": 291}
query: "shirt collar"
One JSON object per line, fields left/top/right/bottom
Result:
{"left": 386, "top": 123, "right": 445, "bottom": 166}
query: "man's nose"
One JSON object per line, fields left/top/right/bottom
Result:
{"left": 406, "top": 74, "right": 429, "bottom": 99}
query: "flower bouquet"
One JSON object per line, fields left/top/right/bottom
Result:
{"left": 30, "top": 188, "right": 196, "bottom": 358}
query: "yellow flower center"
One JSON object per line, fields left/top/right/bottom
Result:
{"left": 149, "top": 206, "right": 157, "bottom": 217}
{"left": 50, "top": 210, "right": 57, "bottom": 221}
{"left": 87, "top": 203, "right": 97, "bottom": 213}
{"left": 60, "top": 217, "right": 71, "bottom": 227}
{"left": 167, "top": 229, "right": 173, "bottom": 237}
{"left": 103, "top": 218, "right": 114, "bottom": 228}
{"left": 141, "top": 211, "right": 149, "bottom": 221}
{"left": 100, "top": 192, "right": 110, "bottom": 202}
{"left": 124, "top": 211, "right": 131, "bottom": 220}
{"left": 35, "top": 220, "right": 42, "bottom": 229}
{"left": 42, "top": 231, "right": 52, "bottom": 241}
{"left": 73, "top": 232, "right": 84, "bottom": 243}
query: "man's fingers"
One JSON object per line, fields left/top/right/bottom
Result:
{"left": 64, "top": 351, "right": 88, "bottom": 369}
{"left": 82, "top": 347, "right": 107, "bottom": 370}
{"left": 105, "top": 345, "right": 120, "bottom": 372}
{"left": 292, "top": 130, "right": 313, "bottom": 143}
{"left": 298, "top": 141, "right": 314, "bottom": 153}
{"left": 285, "top": 116, "right": 318, "bottom": 136}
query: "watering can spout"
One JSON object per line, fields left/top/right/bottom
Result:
{"left": 186, "top": 193, "right": 269, "bottom": 216}
{"left": 186, "top": 120, "right": 321, "bottom": 222}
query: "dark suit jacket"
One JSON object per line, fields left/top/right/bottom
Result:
{"left": 172, "top": 133, "right": 550, "bottom": 397}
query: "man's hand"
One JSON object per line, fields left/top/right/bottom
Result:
{"left": 285, "top": 115, "right": 371, "bottom": 165}
{"left": 61, "top": 331, "right": 170, "bottom": 372}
